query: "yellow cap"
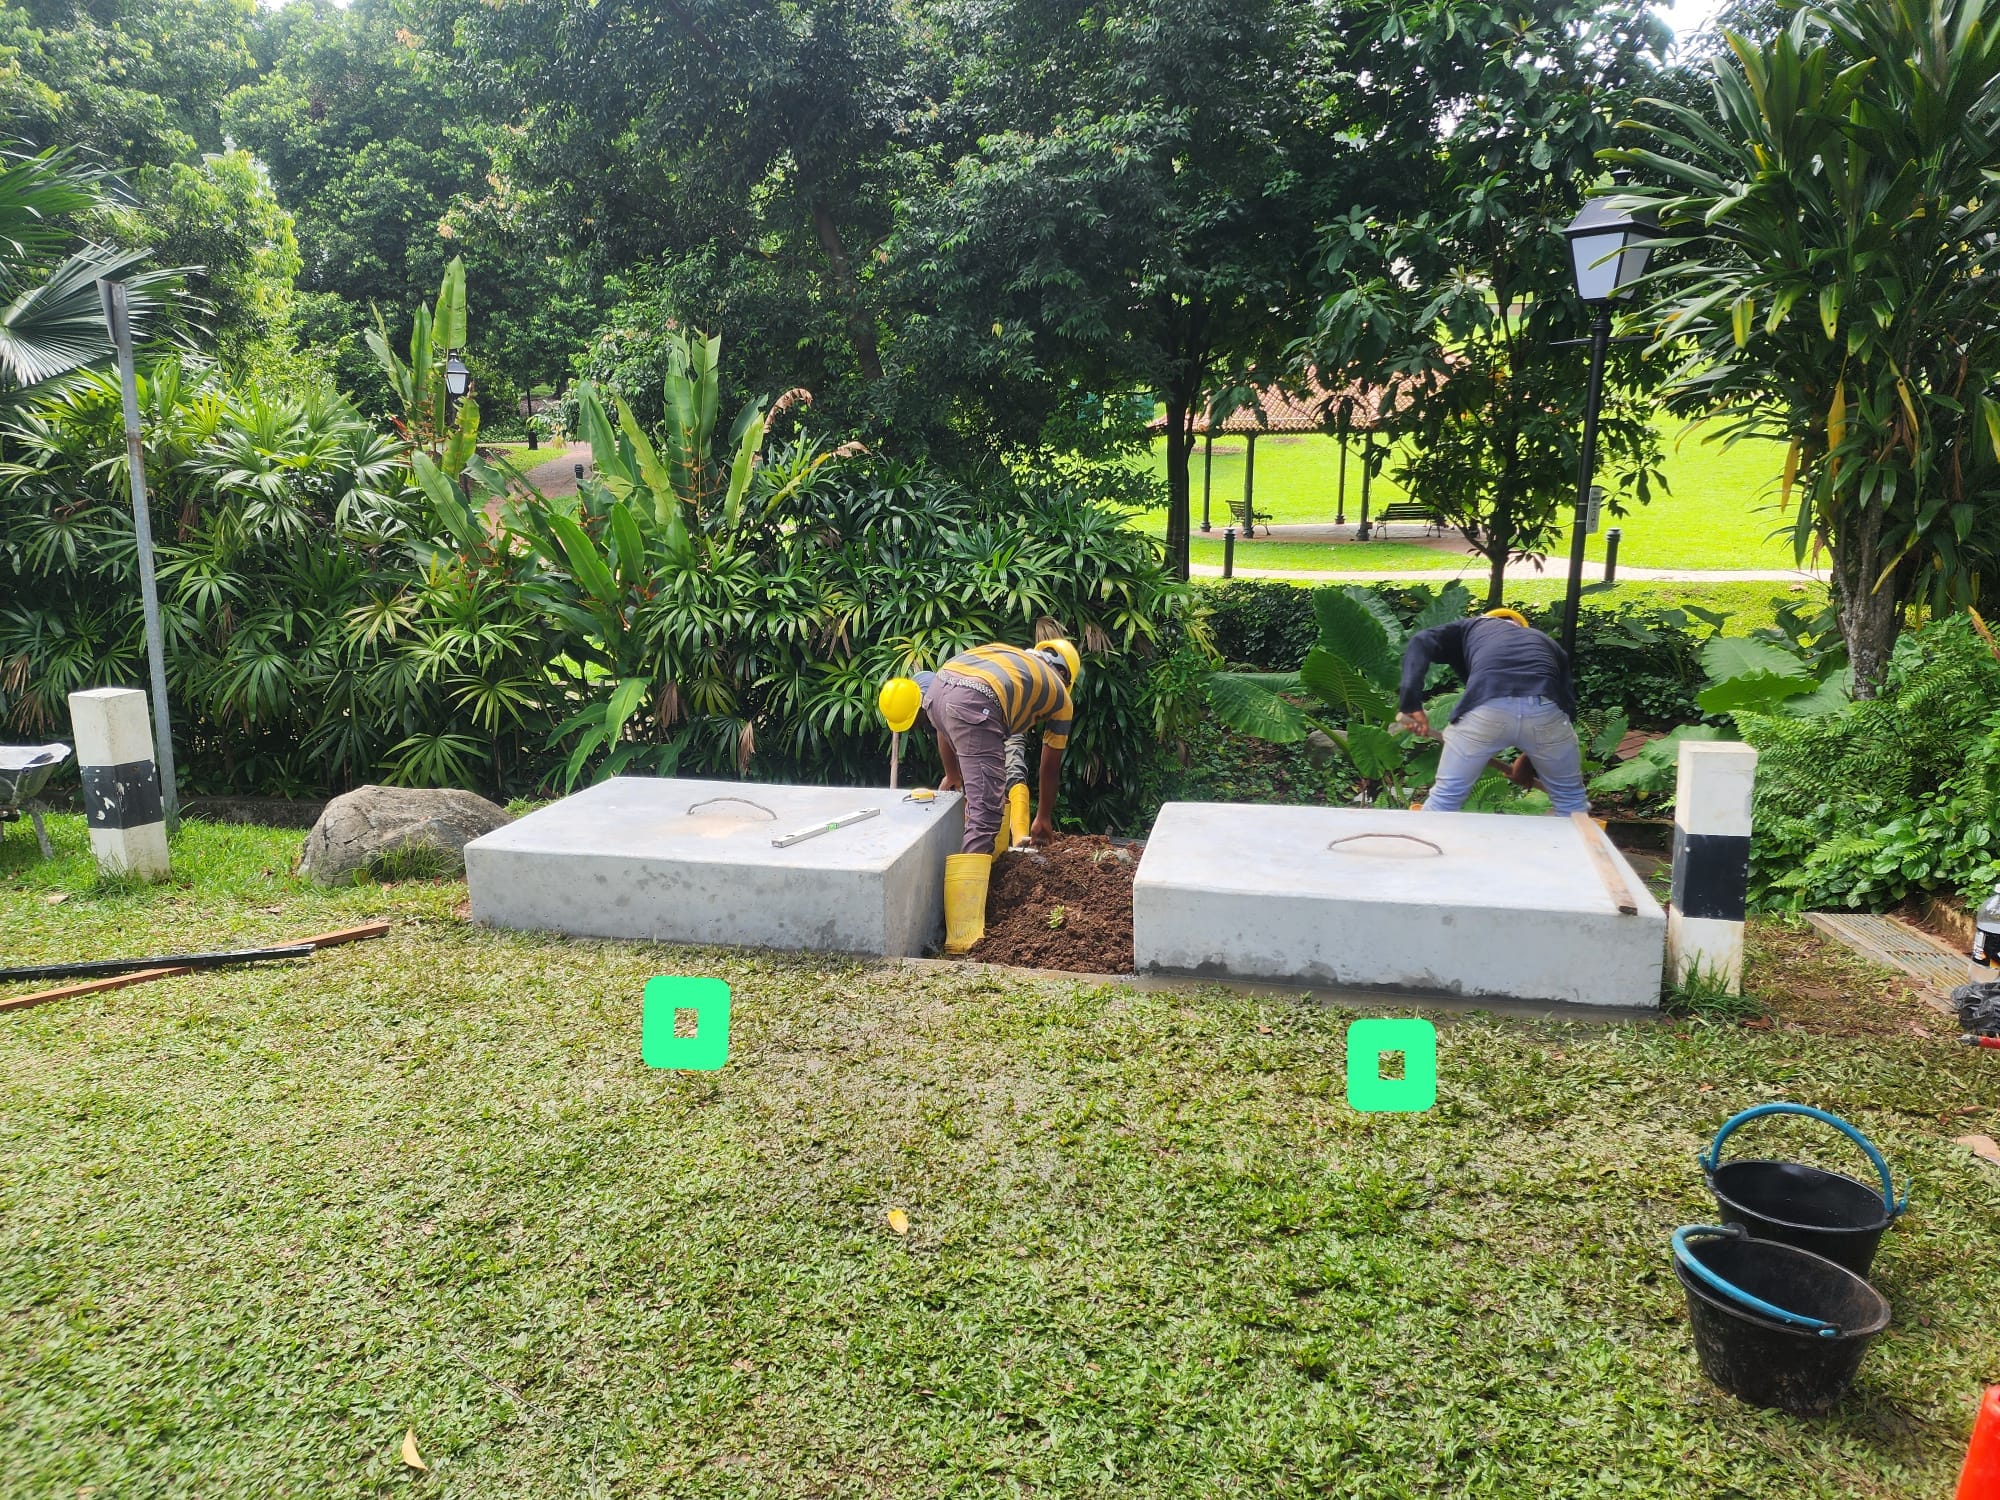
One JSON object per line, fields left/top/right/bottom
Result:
{"left": 1038, "top": 638, "right": 1082, "bottom": 687}
{"left": 878, "top": 676, "right": 922, "bottom": 733}
{"left": 1484, "top": 608, "right": 1531, "bottom": 628}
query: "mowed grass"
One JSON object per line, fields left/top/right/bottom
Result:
{"left": 5, "top": 817, "right": 1999, "bottom": 1497}
{"left": 1148, "top": 419, "right": 1804, "bottom": 573}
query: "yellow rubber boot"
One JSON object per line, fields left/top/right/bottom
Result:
{"left": 992, "top": 806, "right": 1011, "bottom": 856}
{"left": 943, "top": 853, "right": 992, "bottom": 954}
{"left": 1008, "top": 783, "right": 1031, "bottom": 845}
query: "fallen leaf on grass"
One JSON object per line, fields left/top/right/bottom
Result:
{"left": 258, "top": 904, "right": 283, "bottom": 915}
{"left": 731, "top": 1358, "right": 755, "bottom": 1372}
{"left": 886, "top": 1208, "right": 910, "bottom": 1235}
{"left": 1255, "top": 1025, "right": 1272, "bottom": 1035}
{"left": 42, "top": 892, "right": 68, "bottom": 905}
{"left": 400, "top": 1429, "right": 428, "bottom": 1472}
{"left": 1953, "top": 1134, "right": 2000, "bottom": 1166}
{"left": 451, "top": 898, "right": 472, "bottom": 921}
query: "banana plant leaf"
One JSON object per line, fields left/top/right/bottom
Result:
{"left": 1301, "top": 645, "right": 1393, "bottom": 723}
{"left": 1205, "top": 672, "right": 1310, "bottom": 743}
{"left": 1311, "top": 587, "right": 1397, "bottom": 689}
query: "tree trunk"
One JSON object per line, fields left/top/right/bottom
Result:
{"left": 811, "top": 200, "right": 885, "bottom": 384}
{"left": 1829, "top": 507, "right": 1909, "bottom": 699}
{"left": 1162, "top": 386, "right": 1194, "bottom": 581}
{"left": 1483, "top": 546, "right": 1508, "bottom": 611}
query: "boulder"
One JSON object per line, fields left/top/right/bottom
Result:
{"left": 1304, "top": 729, "right": 1343, "bottom": 767}
{"left": 297, "top": 784, "right": 512, "bottom": 885}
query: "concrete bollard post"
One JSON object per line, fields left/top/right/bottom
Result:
{"left": 68, "top": 687, "right": 171, "bottom": 881}
{"left": 1668, "top": 740, "right": 1758, "bottom": 992}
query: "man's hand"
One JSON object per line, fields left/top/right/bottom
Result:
{"left": 938, "top": 771, "right": 963, "bottom": 793}
{"left": 1029, "top": 812, "right": 1055, "bottom": 844}
{"left": 1394, "top": 709, "right": 1432, "bottom": 739}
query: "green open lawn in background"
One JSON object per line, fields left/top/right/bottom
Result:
{"left": 1143, "top": 418, "right": 1804, "bottom": 574}
{"left": 1194, "top": 576, "right": 1827, "bottom": 638}
{"left": 4, "top": 819, "right": 1997, "bottom": 1496}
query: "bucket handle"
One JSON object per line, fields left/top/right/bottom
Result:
{"left": 1672, "top": 1225, "right": 1841, "bottom": 1337}
{"left": 1698, "top": 1102, "right": 1905, "bottom": 1217}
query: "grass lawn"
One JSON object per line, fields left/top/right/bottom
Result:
{"left": 1148, "top": 419, "right": 1804, "bottom": 573}
{"left": 5, "top": 817, "right": 1997, "bottom": 1496}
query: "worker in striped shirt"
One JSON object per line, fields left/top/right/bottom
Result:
{"left": 922, "top": 637, "right": 1083, "bottom": 952}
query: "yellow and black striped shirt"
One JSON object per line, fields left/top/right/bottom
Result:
{"left": 938, "top": 644, "right": 1073, "bottom": 749}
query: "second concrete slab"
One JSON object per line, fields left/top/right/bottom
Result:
{"left": 1133, "top": 803, "right": 1664, "bottom": 1008}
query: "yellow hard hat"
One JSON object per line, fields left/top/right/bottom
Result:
{"left": 878, "top": 676, "right": 922, "bottom": 733}
{"left": 1038, "top": 638, "right": 1082, "bottom": 687}
{"left": 1484, "top": 608, "right": 1531, "bottom": 627}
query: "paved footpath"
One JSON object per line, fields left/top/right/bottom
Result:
{"left": 515, "top": 441, "right": 591, "bottom": 498}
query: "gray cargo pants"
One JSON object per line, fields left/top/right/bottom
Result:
{"left": 924, "top": 674, "right": 1008, "bottom": 855}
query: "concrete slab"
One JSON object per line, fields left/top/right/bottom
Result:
{"left": 1133, "top": 804, "right": 1664, "bottom": 1008}
{"left": 465, "top": 777, "right": 964, "bottom": 955}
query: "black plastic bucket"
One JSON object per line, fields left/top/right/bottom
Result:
{"left": 1673, "top": 1224, "right": 1891, "bottom": 1416}
{"left": 1700, "top": 1103, "right": 1904, "bottom": 1278}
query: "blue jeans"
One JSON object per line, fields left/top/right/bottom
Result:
{"left": 1426, "top": 696, "right": 1588, "bottom": 815}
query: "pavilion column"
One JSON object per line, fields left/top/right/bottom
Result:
{"left": 1201, "top": 432, "right": 1213, "bottom": 533}
{"left": 1335, "top": 414, "right": 1349, "bottom": 526}
{"left": 1240, "top": 433, "right": 1257, "bottom": 537}
{"left": 1357, "top": 434, "right": 1375, "bottom": 540}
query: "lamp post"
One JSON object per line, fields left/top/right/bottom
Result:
{"left": 1559, "top": 195, "right": 1655, "bottom": 661}
{"left": 443, "top": 351, "right": 471, "bottom": 405}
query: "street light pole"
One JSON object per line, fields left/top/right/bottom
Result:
{"left": 1560, "top": 303, "right": 1612, "bottom": 663}
{"left": 98, "top": 277, "right": 178, "bottom": 832}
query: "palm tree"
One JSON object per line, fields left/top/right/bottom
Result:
{"left": 0, "top": 143, "right": 173, "bottom": 414}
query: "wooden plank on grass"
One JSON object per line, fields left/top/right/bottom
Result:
{"left": 0, "top": 965, "right": 193, "bottom": 1013}
{"left": 1, "top": 920, "right": 389, "bottom": 1016}
{"left": 1571, "top": 811, "right": 1639, "bottom": 915}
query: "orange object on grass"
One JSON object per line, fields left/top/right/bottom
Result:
{"left": 1957, "top": 1387, "right": 2000, "bottom": 1499}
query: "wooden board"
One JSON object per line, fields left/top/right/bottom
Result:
{"left": 0, "top": 965, "right": 192, "bottom": 1014}
{"left": 1571, "top": 811, "right": 1639, "bottom": 916}
{"left": 1804, "top": 911, "right": 1965, "bottom": 1013}
{"left": 1, "top": 921, "right": 390, "bottom": 1016}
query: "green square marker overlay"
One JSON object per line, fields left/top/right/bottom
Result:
{"left": 642, "top": 976, "right": 731, "bottom": 1071}
{"left": 1346, "top": 1017, "right": 1437, "bottom": 1113}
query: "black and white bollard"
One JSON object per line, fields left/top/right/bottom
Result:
{"left": 69, "top": 687, "right": 171, "bottom": 881}
{"left": 1668, "top": 740, "right": 1757, "bottom": 991}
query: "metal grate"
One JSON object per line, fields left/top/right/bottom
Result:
{"left": 1804, "top": 911, "right": 1968, "bottom": 1010}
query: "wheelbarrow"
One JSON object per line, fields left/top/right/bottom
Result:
{"left": 0, "top": 743, "right": 71, "bottom": 859}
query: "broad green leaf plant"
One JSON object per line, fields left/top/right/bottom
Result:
{"left": 1611, "top": 0, "right": 2000, "bottom": 694}
{"left": 1205, "top": 581, "right": 1502, "bottom": 805}
{"left": 367, "top": 257, "right": 479, "bottom": 474}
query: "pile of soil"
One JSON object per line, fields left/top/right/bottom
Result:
{"left": 970, "top": 833, "right": 1138, "bottom": 973}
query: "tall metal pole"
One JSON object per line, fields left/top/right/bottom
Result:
{"left": 1561, "top": 304, "right": 1613, "bottom": 664}
{"left": 99, "top": 278, "right": 178, "bottom": 832}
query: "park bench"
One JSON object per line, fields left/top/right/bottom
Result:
{"left": 1370, "top": 502, "right": 1447, "bottom": 538}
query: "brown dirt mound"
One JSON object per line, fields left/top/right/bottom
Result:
{"left": 969, "top": 833, "right": 1137, "bottom": 973}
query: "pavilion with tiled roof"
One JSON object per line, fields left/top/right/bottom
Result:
{"left": 1149, "top": 371, "right": 1432, "bottom": 538}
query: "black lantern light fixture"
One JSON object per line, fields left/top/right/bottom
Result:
{"left": 443, "top": 350, "right": 471, "bottom": 402}
{"left": 1557, "top": 193, "right": 1656, "bottom": 661}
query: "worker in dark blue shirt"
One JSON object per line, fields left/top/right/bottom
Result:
{"left": 1391, "top": 609, "right": 1588, "bottom": 814}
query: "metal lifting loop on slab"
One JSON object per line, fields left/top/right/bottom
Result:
{"left": 1672, "top": 1225, "right": 1842, "bottom": 1337}
{"left": 772, "top": 808, "right": 880, "bottom": 848}
{"left": 686, "top": 797, "right": 777, "bottom": 820}
{"left": 1326, "top": 832, "right": 1444, "bottom": 856}
{"left": 1699, "top": 1103, "right": 1905, "bottom": 1216}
